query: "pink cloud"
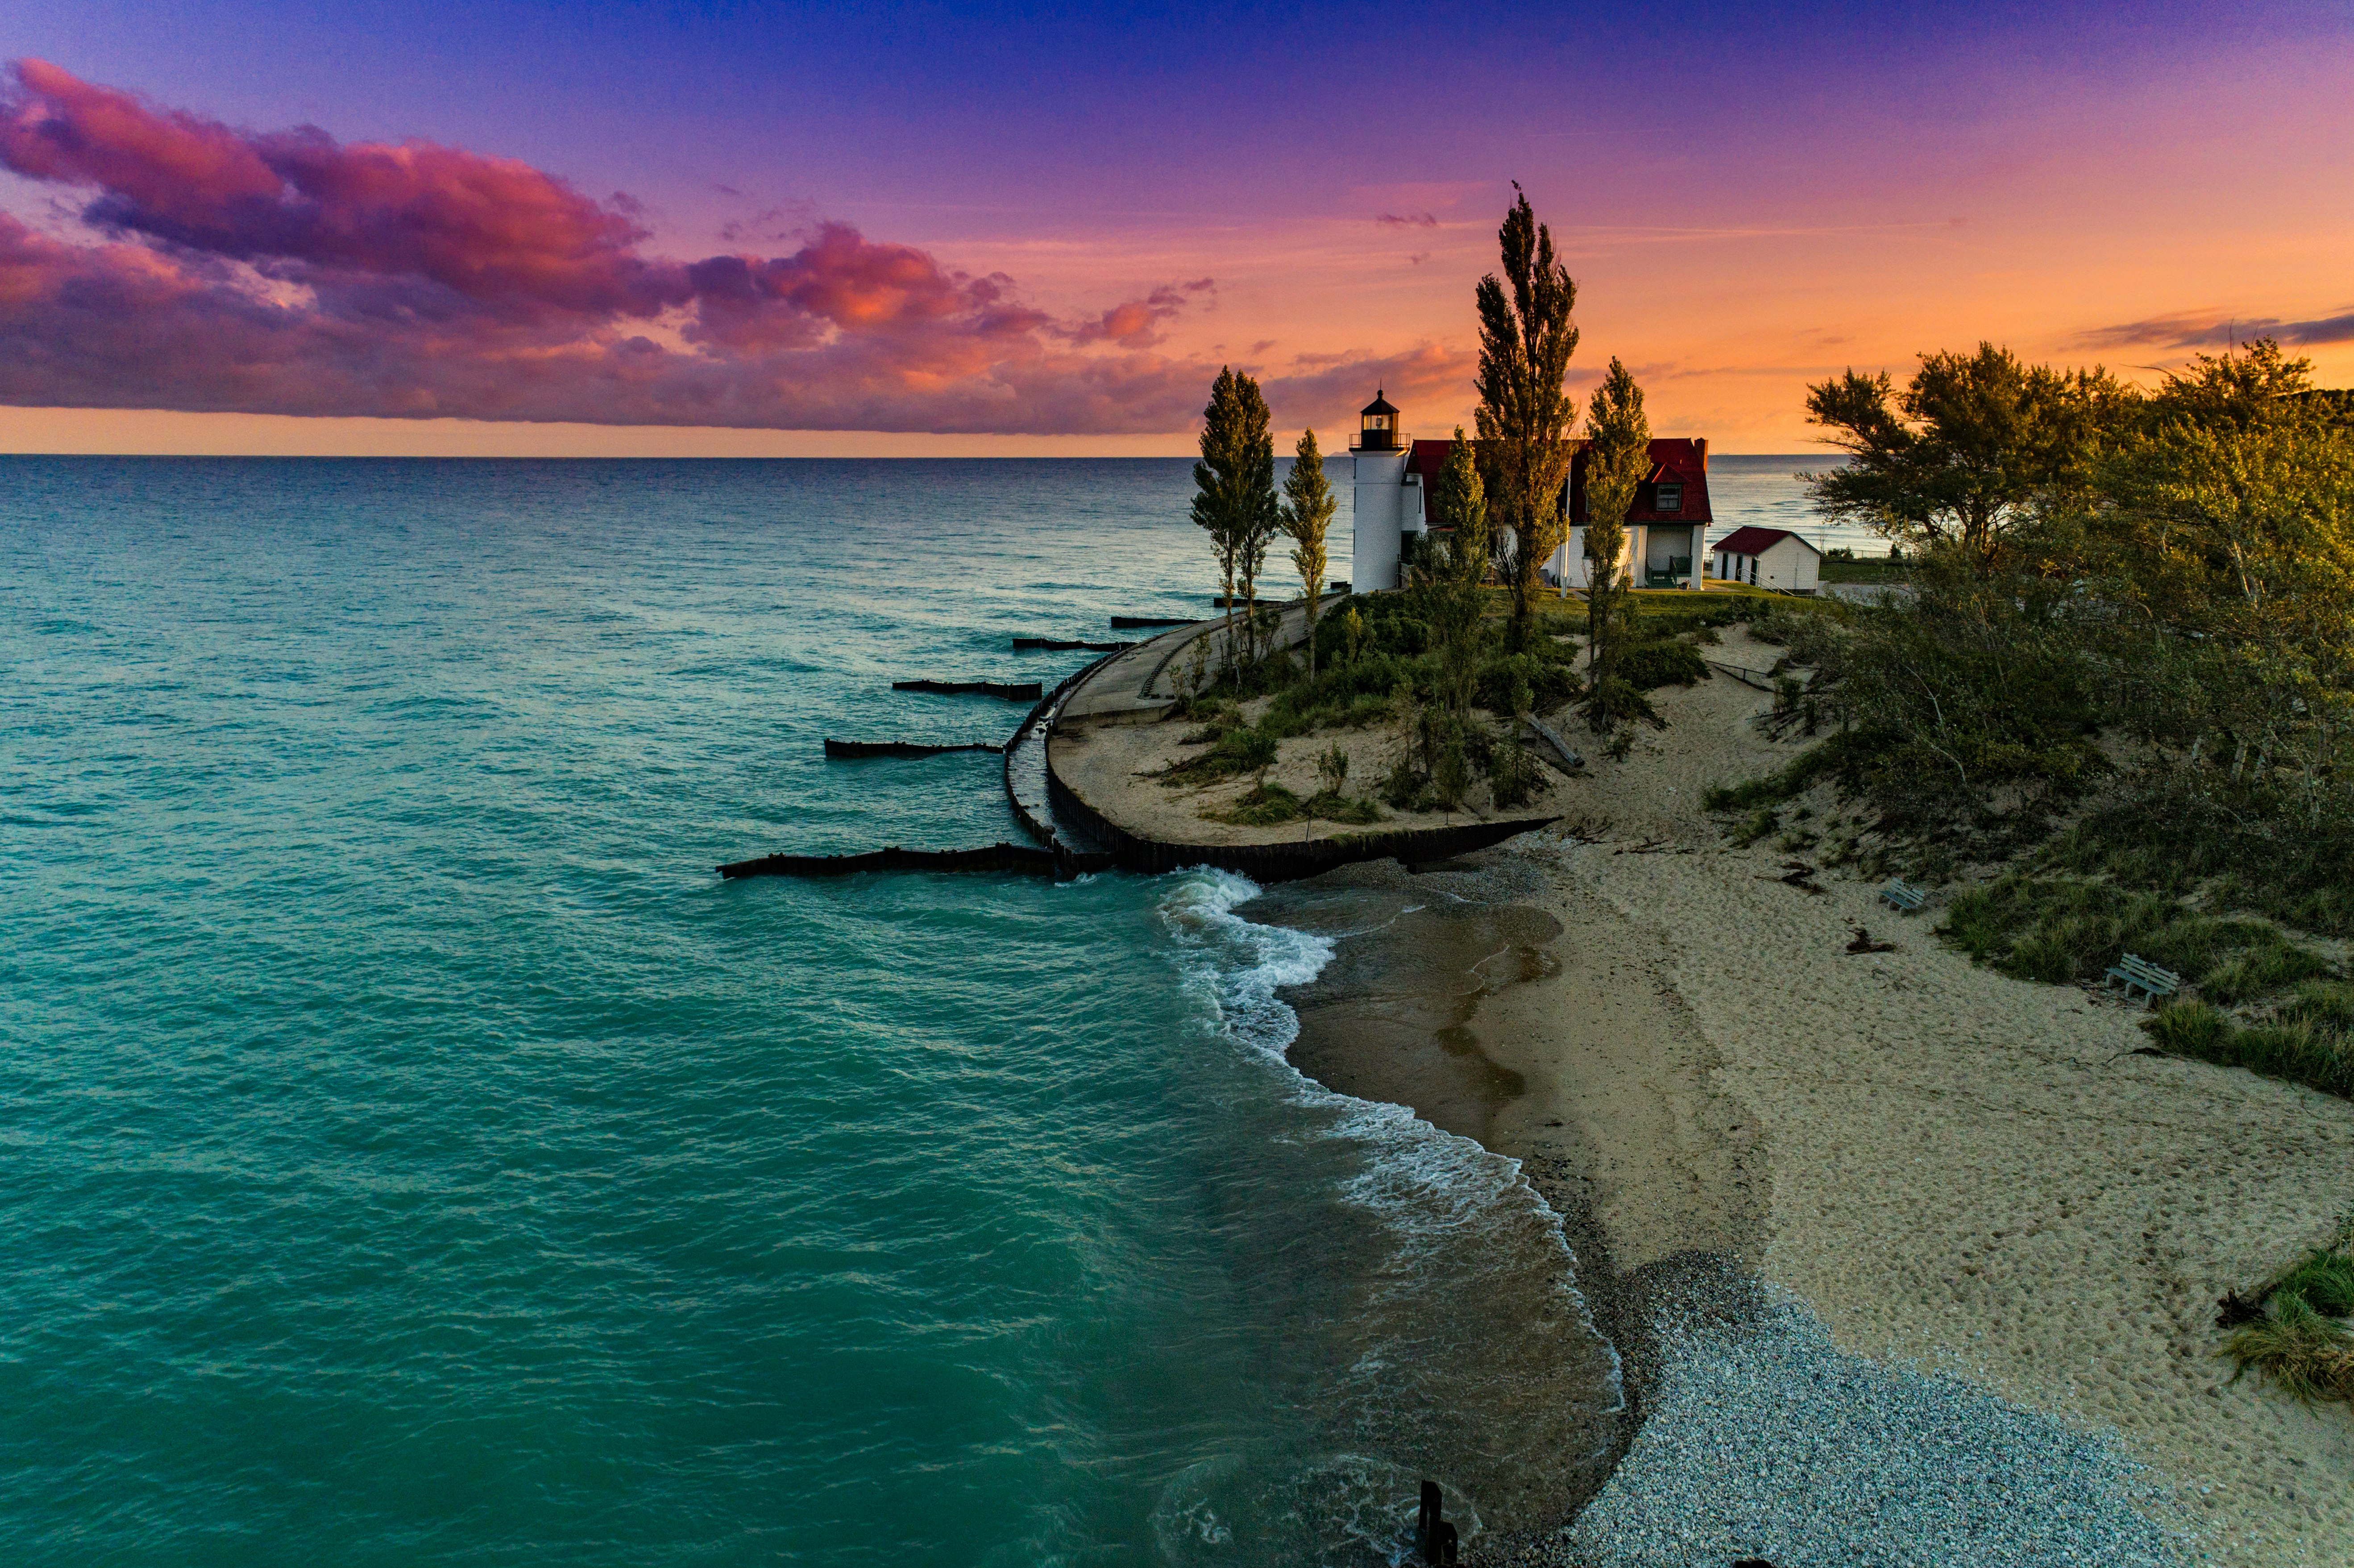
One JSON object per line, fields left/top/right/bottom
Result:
{"left": 0, "top": 61, "right": 1275, "bottom": 434}
{"left": 1070, "top": 280, "right": 1213, "bottom": 349}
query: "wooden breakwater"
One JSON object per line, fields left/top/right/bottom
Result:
{"left": 1108, "top": 615, "right": 1195, "bottom": 629}
{"left": 892, "top": 679, "right": 1042, "bottom": 701}
{"left": 717, "top": 654, "right": 1124, "bottom": 884}
{"left": 718, "top": 843, "right": 1067, "bottom": 879}
{"left": 1012, "top": 637, "right": 1132, "bottom": 652}
{"left": 825, "top": 739, "right": 1003, "bottom": 759}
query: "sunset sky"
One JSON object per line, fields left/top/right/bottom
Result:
{"left": 4, "top": 0, "right": 2349, "bottom": 455}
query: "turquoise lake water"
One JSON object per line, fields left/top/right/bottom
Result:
{"left": 0, "top": 456, "right": 1824, "bottom": 1565}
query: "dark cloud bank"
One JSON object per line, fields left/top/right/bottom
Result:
{"left": 0, "top": 60, "right": 1466, "bottom": 434}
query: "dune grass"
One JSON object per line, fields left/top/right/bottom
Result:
{"left": 1198, "top": 781, "right": 1384, "bottom": 828}
{"left": 1935, "top": 876, "right": 2353, "bottom": 1100}
{"left": 2222, "top": 1219, "right": 2354, "bottom": 1409}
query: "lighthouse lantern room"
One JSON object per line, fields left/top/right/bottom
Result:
{"left": 1350, "top": 389, "right": 1416, "bottom": 590}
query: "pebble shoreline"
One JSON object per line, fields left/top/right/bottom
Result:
{"left": 1474, "top": 1255, "right": 2192, "bottom": 1568}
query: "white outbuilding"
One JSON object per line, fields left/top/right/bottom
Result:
{"left": 1708, "top": 526, "right": 1822, "bottom": 593}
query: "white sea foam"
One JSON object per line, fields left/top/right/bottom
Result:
{"left": 1153, "top": 867, "right": 1627, "bottom": 1544}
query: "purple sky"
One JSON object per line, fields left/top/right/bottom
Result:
{"left": 4, "top": 2, "right": 2349, "bottom": 452}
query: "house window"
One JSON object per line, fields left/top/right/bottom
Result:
{"left": 1655, "top": 482, "right": 1682, "bottom": 513}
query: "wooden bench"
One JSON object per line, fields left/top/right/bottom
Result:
{"left": 2105, "top": 953, "right": 2181, "bottom": 1004}
{"left": 1876, "top": 878, "right": 1927, "bottom": 914}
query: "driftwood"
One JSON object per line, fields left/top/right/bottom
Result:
{"left": 1109, "top": 615, "right": 1196, "bottom": 629}
{"left": 1845, "top": 925, "right": 1898, "bottom": 954}
{"left": 1012, "top": 637, "right": 1132, "bottom": 652}
{"left": 824, "top": 739, "right": 1002, "bottom": 759}
{"left": 1524, "top": 717, "right": 1586, "bottom": 773}
{"left": 891, "top": 679, "right": 1042, "bottom": 701}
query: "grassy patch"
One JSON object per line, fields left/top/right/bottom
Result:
{"left": 1164, "top": 722, "right": 1279, "bottom": 786}
{"left": 1304, "top": 789, "right": 1383, "bottom": 825}
{"left": 1616, "top": 635, "right": 1709, "bottom": 691}
{"left": 1820, "top": 555, "right": 1912, "bottom": 585}
{"left": 1201, "top": 781, "right": 1303, "bottom": 826}
{"left": 1937, "top": 874, "right": 2332, "bottom": 992}
{"left": 2150, "top": 1007, "right": 2354, "bottom": 1100}
{"left": 1940, "top": 878, "right": 2354, "bottom": 1099}
{"left": 2039, "top": 778, "right": 2354, "bottom": 939}
{"left": 2221, "top": 1220, "right": 2354, "bottom": 1410}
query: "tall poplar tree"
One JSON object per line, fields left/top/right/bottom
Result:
{"left": 1582, "top": 357, "right": 1650, "bottom": 701}
{"left": 1279, "top": 428, "right": 1338, "bottom": 680}
{"left": 1411, "top": 429, "right": 1491, "bottom": 727}
{"left": 1191, "top": 367, "right": 1278, "bottom": 683}
{"left": 1429, "top": 428, "right": 1490, "bottom": 588}
{"left": 1473, "top": 186, "right": 1580, "bottom": 630}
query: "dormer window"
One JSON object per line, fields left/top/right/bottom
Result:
{"left": 1655, "top": 482, "right": 1683, "bottom": 514}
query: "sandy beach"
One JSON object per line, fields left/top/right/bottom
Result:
{"left": 1069, "top": 626, "right": 2354, "bottom": 1564}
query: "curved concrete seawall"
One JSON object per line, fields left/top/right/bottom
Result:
{"left": 1042, "top": 605, "right": 1558, "bottom": 883}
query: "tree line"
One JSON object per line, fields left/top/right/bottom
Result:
{"left": 1187, "top": 186, "right": 1665, "bottom": 736}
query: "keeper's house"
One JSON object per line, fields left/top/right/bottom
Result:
{"left": 1348, "top": 388, "right": 1715, "bottom": 592}
{"left": 1550, "top": 437, "right": 1713, "bottom": 593}
{"left": 1708, "top": 526, "right": 1822, "bottom": 593}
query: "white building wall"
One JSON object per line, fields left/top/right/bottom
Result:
{"left": 1544, "top": 524, "right": 1642, "bottom": 592}
{"left": 1758, "top": 537, "right": 1820, "bottom": 592}
{"left": 1712, "top": 539, "right": 1822, "bottom": 592}
{"left": 1351, "top": 448, "right": 1411, "bottom": 591}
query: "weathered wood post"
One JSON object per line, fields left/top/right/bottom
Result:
{"left": 1417, "top": 1481, "right": 1457, "bottom": 1564}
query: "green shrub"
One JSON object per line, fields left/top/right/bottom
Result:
{"left": 2222, "top": 1290, "right": 2354, "bottom": 1407}
{"left": 2142, "top": 1001, "right": 2354, "bottom": 1101}
{"left": 1617, "top": 635, "right": 1709, "bottom": 691}
{"left": 2144, "top": 1000, "right": 2232, "bottom": 1054}
{"left": 1583, "top": 676, "right": 1663, "bottom": 731}
{"left": 2198, "top": 942, "right": 2335, "bottom": 1006}
{"left": 2042, "top": 776, "right": 2354, "bottom": 939}
{"left": 1381, "top": 756, "right": 1422, "bottom": 809}
{"left": 2279, "top": 1252, "right": 2354, "bottom": 1318}
{"left": 1203, "top": 781, "right": 1303, "bottom": 826}
{"left": 1165, "top": 722, "right": 1280, "bottom": 785}
{"left": 1938, "top": 876, "right": 2340, "bottom": 1026}
{"left": 1433, "top": 741, "right": 1471, "bottom": 808}
{"left": 2206, "top": 1020, "right": 2354, "bottom": 1100}
{"left": 1488, "top": 737, "right": 1544, "bottom": 809}
{"left": 1304, "top": 788, "right": 1383, "bottom": 825}
{"left": 2284, "top": 981, "right": 2354, "bottom": 1032}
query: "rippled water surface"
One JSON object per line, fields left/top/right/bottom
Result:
{"left": 0, "top": 457, "right": 1816, "bottom": 1564}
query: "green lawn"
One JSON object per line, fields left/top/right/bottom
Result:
{"left": 1820, "top": 555, "right": 1910, "bottom": 584}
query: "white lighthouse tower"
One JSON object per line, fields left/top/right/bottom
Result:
{"left": 1350, "top": 390, "right": 1412, "bottom": 591}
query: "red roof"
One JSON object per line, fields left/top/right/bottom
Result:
{"left": 1711, "top": 525, "right": 1819, "bottom": 557}
{"left": 1404, "top": 438, "right": 1455, "bottom": 478}
{"left": 1568, "top": 437, "right": 1712, "bottom": 524}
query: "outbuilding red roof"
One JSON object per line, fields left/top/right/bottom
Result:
{"left": 1710, "top": 525, "right": 1820, "bottom": 557}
